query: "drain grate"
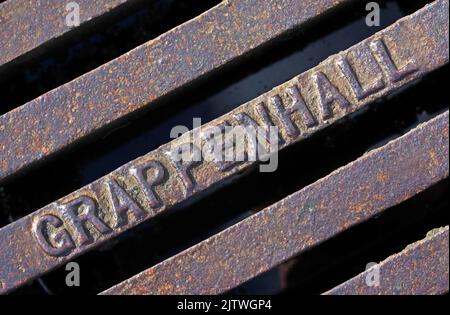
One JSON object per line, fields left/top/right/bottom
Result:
{"left": 0, "top": 0, "right": 448, "bottom": 295}
{"left": 101, "top": 112, "right": 449, "bottom": 295}
{"left": 324, "top": 226, "right": 449, "bottom": 295}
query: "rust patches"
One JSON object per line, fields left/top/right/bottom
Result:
{"left": 0, "top": 0, "right": 130, "bottom": 67}
{"left": 376, "top": 172, "right": 389, "bottom": 184}
{"left": 324, "top": 226, "right": 449, "bottom": 295}
{"left": 3, "top": 0, "right": 449, "bottom": 183}
{"left": 0, "top": 0, "right": 358, "bottom": 181}
{"left": 0, "top": 1, "right": 449, "bottom": 294}
{"left": 350, "top": 202, "right": 371, "bottom": 214}
{"left": 100, "top": 112, "right": 449, "bottom": 295}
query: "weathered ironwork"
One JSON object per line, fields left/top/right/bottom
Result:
{"left": 101, "top": 112, "right": 449, "bottom": 295}
{"left": 325, "top": 227, "right": 449, "bottom": 295}
{"left": 0, "top": 1, "right": 448, "bottom": 294}
{"left": 3, "top": 0, "right": 448, "bottom": 183}
{"left": 102, "top": 112, "right": 450, "bottom": 295}
{"left": 0, "top": 0, "right": 130, "bottom": 67}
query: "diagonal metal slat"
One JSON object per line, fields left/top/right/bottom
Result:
{"left": 101, "top": 111, "right": 449, "bottom": 295}
{"left": 0, "top": 0, "right": 363, "bottom": 182}
{"left": 324, "top": 226, "right": 449, "bottom": 295}
{"left": 0, "top": 0, "right": 448, "bottom": 294}
{"left": 0, "top": 0, "right": 131, "bottom": 68}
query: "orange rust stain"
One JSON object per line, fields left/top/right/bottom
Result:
{"left": 350, "top": 201, "right": 372, "bottom": 213}
{"left": 429, "top": 150, "right": 439, "bottom": 169}
{"left": 376, "top": 172, "right": 389, "bottom": 184}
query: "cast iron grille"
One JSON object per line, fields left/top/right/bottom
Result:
{"left": 0, "top": 0, "right": 448, "bottom": 295}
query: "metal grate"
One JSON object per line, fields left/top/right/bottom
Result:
{"left": 0, "top": 0, "right": 448, "bottom": 295}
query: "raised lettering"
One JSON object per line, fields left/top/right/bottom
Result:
{"left": 313, "top": 72, "right": 350, "bottom": 120}
{"left": 33, "top": 214, "right": 76, "bottom": 257}
{"left": 106, "top": 179, "right": 147, "bottom": 228}
{"left": 60, "top": 196, "right": 111, "bottom": 246}
{"left": 168, "top": 143, "right": 202, "bottom": 196}
{"left": 234, "top": 103, "right": 280, "bottom": 143}
{"left": 370, "top": 39, "right": 418, "bottom": 83}
{"left": 129, "top": 160, "right": 166, "bottom": 210}
{"left": 269, "top": 86, "right": 316, "bottom": 138}
{"left": 203, "top": 122, "right": 243, "bottom": 172}
{"left": 337, "top": 52, "right": 385, "bottom": 100}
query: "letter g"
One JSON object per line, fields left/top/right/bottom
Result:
{"left": 33, "top": 214, "right": 76, "bottom": 257}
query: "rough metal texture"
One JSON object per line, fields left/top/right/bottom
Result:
{"left": 0, "top": 1, "right": 448, "bottom": 294}
{"left": 0, "top": 0, "right": 359, "bottom": 182}
{"left": 325, "top": 227, "right": 449, "bottom": 295}
{"left": 101, "top": 112, "right": 449, "bottom": 295}
{"left": 0, "top": 0, "right": 129, "bottom": 67}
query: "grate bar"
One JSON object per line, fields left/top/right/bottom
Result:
{"left": 0, "top": 0, "right": 131, "bottom": 68}
{"left": 0, "top": 0, "right": 354, "bottom": 183}
{"left": 101, "top": 111, "right": 449, "bottom": 295}
{"left": 0, "top": 1, "right": 449, "bottom": 294}
{"left": 324, "top": 226, "right": 449, "bottom": 295}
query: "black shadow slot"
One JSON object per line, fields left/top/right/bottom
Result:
{"left": 228, "top": 179, "right": 449, "bottom": 295}
{"left": 0, "top": 0, "right": 432, "bottom": 225}
{"left": 11, "top": 65, "right": 448, "bottom": 295}
{"left": 0, "top": 0, "right": 221, "bottom": 114}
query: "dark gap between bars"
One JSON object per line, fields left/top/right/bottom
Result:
{"left": 9, "top": 65, "right": 449, "bottom": 294}
{"left": 227, "top": 179, "right": 449, "bottom": 295}
{"left": 0, "top": 0, "right": 433, "bottom": 224}
{"left": 0, "top": 0, "right": 221, "bottom": 115}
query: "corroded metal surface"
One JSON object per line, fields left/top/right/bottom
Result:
{"left": 101, "top": 112, "right": 449, "bottom": 295}
{"left": 0, "top": 1, "right": 449, "bottom": 294}
{"left": 0, "top": 0, "right": 130, "bottom": 67}
{"left": 0, "top": 0, "right": 390, "bottom": 183}
{"left": 325, "top": 227, "right": 449, "bottom": 295}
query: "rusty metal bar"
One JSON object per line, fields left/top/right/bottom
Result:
{"left": 0, "top": 1, "right": 448, "bottom": 294}
{"left": 101, "top": 112, "right": 449, "bottom": 295}
{"left": 0, "top": 0, "right": 131, "bottom": 67}
{"left": 324, "top": 227, "right": 449, "bottom": 295}
{"left": 0, "top": 0, "right": 433, "bottom": 184}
